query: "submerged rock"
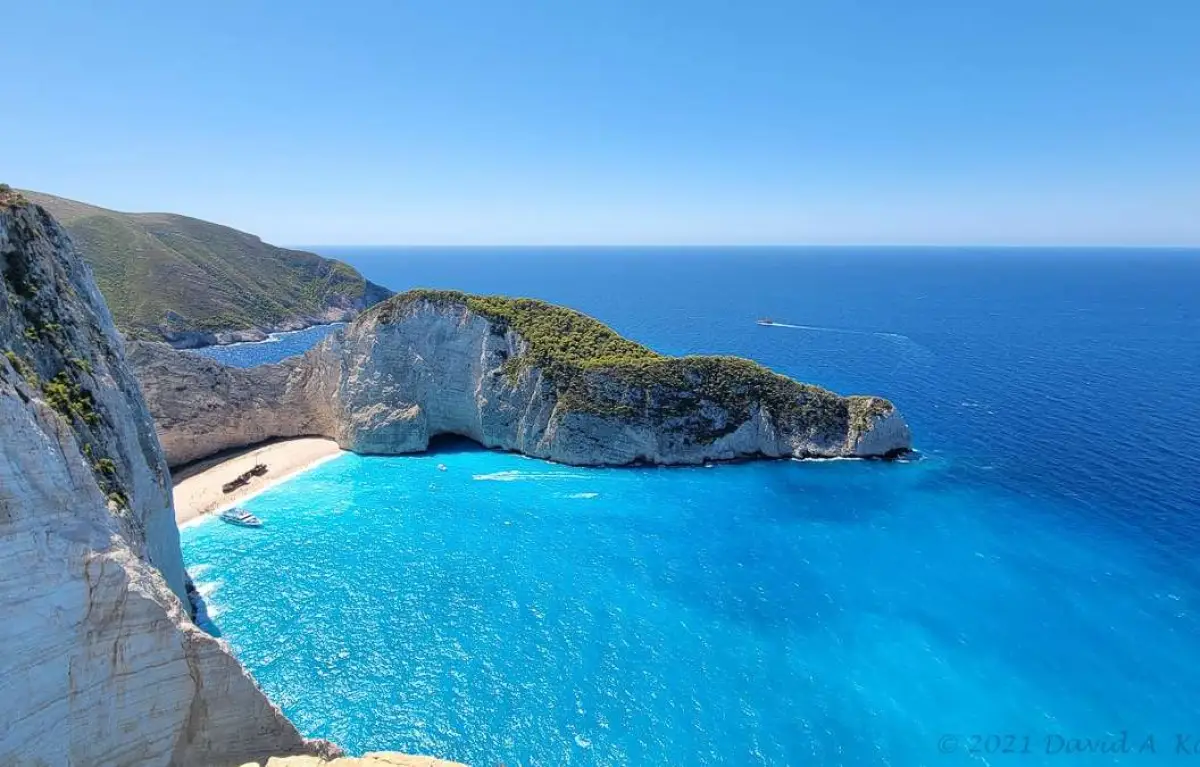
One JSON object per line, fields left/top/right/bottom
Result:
{"left": 132, "top": 289, "right": 912, "bottom": 467}
{"left": 0, "top": 195, "right": 339, "bottom": 765}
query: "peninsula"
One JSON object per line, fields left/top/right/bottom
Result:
{"left": 131, "top": 289, "right": 912, "bottom": 469}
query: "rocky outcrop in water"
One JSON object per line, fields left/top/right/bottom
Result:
{"left": 132, "top": 290, "right": 911, "bottom": 468}
{"left": 0, "top": 192, "right": 338, "bottom": 766}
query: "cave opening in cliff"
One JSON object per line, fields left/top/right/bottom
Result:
{"left": 424, "top": 433, "right": 489, "bottom": 456}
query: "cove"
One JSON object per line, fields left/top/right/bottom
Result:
{"left": 181, "top": 439, "right": 1199, "bottom": 766}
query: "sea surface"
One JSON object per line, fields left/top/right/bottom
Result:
{"left": 187, "top": 322, "right": 344, "bottom": 367}
{"left": 183, "top": 247, "right": 1200, "bottom": 765}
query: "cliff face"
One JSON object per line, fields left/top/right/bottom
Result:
{"left": 129, "top": 341, "right": 337, "bottom": 467}
{"left": 134, "top": 291, "right": 911, "bottom": 468}
{"left": 0, "top": 196, "right": 335, "bottom": 766}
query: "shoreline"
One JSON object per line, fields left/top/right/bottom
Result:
{"left": 168, "top": 321, "right": 347, "bottom": 351}
{"left": 173, "top": 437, "right": 345, "bottom": 528}
{"left": 204, "top": 321, "right": 347, "bottom": 350}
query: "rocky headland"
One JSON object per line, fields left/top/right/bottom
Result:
{"left": 132, "top": 289, "right": 912, "bottom": 468}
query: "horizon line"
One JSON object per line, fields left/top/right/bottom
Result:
{"left": 290, "top": 242, "right": 1200, "bottom": 251}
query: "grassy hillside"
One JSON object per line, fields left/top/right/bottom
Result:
{"left": 22, "top": 190, "right": 390, "bottom": 343}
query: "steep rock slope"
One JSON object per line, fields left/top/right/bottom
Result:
{"left": 23, "top": 190, "right": 391, "bottom": 347}
{"left": 0, "top": 191, "right": 337, "bottom": 766}
{"left": 133, "top": 290, "right": 911, "bottom": 467}
{"left": 130, "top": 341, "right": 337, "bottom": 467}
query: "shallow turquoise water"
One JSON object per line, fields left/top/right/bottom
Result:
{"left": 183, "top": 446, "right": 1198, "bottom": 766}
{"left": 186, "top": 249, "right": 1200, "bottom": 764}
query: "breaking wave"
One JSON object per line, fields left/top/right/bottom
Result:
{"left": 472, "top": 470, "right": 590, "bottom": 482}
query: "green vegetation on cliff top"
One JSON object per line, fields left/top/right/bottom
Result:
{"left": 371, "top": 289, "right": 894, "bottom": 436}
{"left": 0, "top": 184, "right": 26, "bottom": 207}
{"left": 19, "top": 190, "right": 390, "bottom": 341}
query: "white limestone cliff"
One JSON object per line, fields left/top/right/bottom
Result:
{"left": 0, "top": 196, "right": 338, "bottom": 766}
{"left": 131, "top": 292, "right": 911, "bottom": 468}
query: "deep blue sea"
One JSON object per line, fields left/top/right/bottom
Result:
{"left": 182, "top": 247, "right": 1200, "bottom": 766}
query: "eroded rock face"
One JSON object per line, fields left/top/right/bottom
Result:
{"left": 0, "top": 199, "right": 336, "bottom": 766}
{"left": 133, "top": 294, "right": 911, "bottom": 468}
{"left": 128, "top": 342, "right": 337, "bottom": 467}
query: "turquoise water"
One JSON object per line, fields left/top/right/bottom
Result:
{"left": 183, "top": 447, "right": 1198, "bottom": 765}
{"left": 185, "top": 248, "right": 1200, "bottom": 765}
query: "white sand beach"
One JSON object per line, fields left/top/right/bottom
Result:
{"left": 173, "top": 437, "right": 344, "bottom": 526}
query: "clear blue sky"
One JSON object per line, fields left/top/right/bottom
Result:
{"left": 7, "top": 1, "right": 1199, "bottom": 245}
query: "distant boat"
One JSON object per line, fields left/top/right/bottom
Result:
{"left": 219, "top": 508, "right": 263, "bottom": 528}
{"left": 756, "top": 317, "right": 775, "bottom": 326}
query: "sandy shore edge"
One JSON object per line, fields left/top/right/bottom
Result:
{"left": 173, "top": 437, "right": 345, "bottom": 528}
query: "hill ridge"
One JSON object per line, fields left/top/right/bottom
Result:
{"left": 21, "top": 189, "right": 391, "bottom": 347}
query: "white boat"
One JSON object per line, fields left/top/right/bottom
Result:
{"left": 219, "top": 508, "right": 263, "bottom": 528}
{"left": 756, "top": 317, "right": 775, "bottom": 326}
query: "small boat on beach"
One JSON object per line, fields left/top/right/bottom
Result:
{"left": 219, "top": 508, "right": 263, "bottom": 528}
